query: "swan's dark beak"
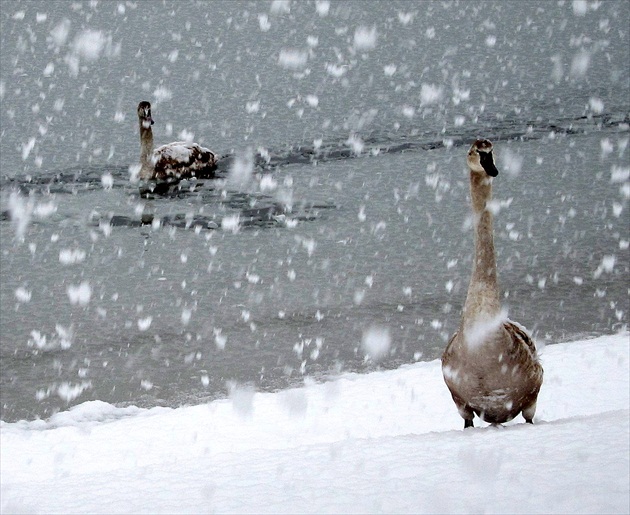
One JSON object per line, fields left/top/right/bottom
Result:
{"left": 479, "top": 151, "right": 499, "bottom": 177}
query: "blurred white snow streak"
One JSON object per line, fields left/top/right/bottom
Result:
{"left": 59, "top": 248, "right": 86, "bottom": 265}
{"left": 66, "top": 281, "right": 92, "bottom": 306}
{"left": 34, "top": 201, "right": 57, "bottom": 218}
{"left": 278, "top": 49, "right": 308, "bottom": 70}
{"left": 315, "top": 1, "right": 330, "bottom": 17}
{"left": 21, "top": 137, "right": 36, "bottom": 160}
{"left": 398, "top": 12, "right": 415, "bottom": 26}
{"left": 177, "top": 129, "right": 195, "bottom": 143}
{"left": 246, "top": 100, "right": 260, "bottom": 113}
{"left": 326, "top": 63, "right": 347, "bottom": 77}
{"left": 140, "top": 380, "right": 153, "bottom": 391}
{"left": 7, "top": 191, "right": 34, "bottom": 241}
{"left": 353, "top": 26, "right": 378, "bottom": 51}
{"left": 65, "top": 29, "right": 121, "bottom": 77}
{"left": 500, "top": 148, "right": 524, "bottom": 177}
{"left": 305, "top": 94, "right": 319, "bottom": 107}
{"left": 14, "top": 287, "right": 31, "bottom": 303}
{"left": 101, "top": 173, "right": 114, "bottom": 190}
{"left": 72, "top": 30, "right": 107, "bottom": 59}
{"left": 593, "top": 255, "right": 616, "bottom": 279}
{"left": 128, "top": 164, "right": 141, "bottom": 183}
{"left": 221, "top": 215, "right": 240, "bottom": 234}
{"left": 258, "top": 14, "right": 271, "bottom": 32}
{"left": 137, "top": 316, "right": 153, "bottom": 331}
{"left": 570, "top": 50, "right": 591, "bottom": 79}
{"left": 611, "top": 164, "right": 630, "bottom": 199}
{"left": 153, "top": 87, "right": 173, "bottom": 104}
{"left": 228, "top": 148, "right": 254, "bottom": 190}
{"left": 181, "top": 308, "right": 192, "bottom": 326}
{"left": 270, "top": 0, "right": 291, "bottom": 14}
{"left": 49, "top": 19, "right": 71, "bottom": 47}
{"left": 383, "top": 64, "right": 397, "bottom": 76}
{"left": 346, "top": 134, "right": 364, "bottom": 155}
{"left": 361, "top": 326, "right": 391, "bottom": 361}
{"left": 259, "top": 175, "right": 278, "bottom": 193}
{"left": 28, "top": 325, "right": 73, "bottom": 351}
{"left": 56, "top": 381, "right": 92, "bottom": 402}
{"left": 463, "top": 309, "right": 509, "bottom": 350}
{"left": 420, "top": 84, "right": 443, "bottom": 105}
{"left": 228, "top": 381, "right": 255, "bottom": 418}
{"left": 572, "top": 0, "right": 589, "bottom": 16}
{"left": 611, "top": 166, "right": 629, "bottom": 183}
{"left": 589, "top": 97, "right": 604, "bottom": 114}
{"left": 214, "top": 328, "right": 227, "bottom": 350}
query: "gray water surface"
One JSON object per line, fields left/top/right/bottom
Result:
{"left": 1, "top": 0, "right": 629, "bottom": 422}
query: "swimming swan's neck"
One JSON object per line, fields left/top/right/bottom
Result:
{"left": 139, "top": 121, "right": 154, "bottom": 171}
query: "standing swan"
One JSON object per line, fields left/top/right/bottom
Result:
{"left": 442, "top": 139, "right": 543, "bottom": 429}
{"left": 137, "top": 101, "right": 217, "bottom": 181}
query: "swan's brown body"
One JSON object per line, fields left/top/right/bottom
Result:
{"left": 442, "top": 139, "right": 543, "bottom": 428}
{"left": 137, "top": 101, "right": 217, "bottom": 181}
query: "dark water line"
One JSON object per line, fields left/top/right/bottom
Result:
{"left": 2, "top": 111, "right": 628, "bottom": 195}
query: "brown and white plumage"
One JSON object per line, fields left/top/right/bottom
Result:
{"left": 137, "top": 101, "right": 217, "bottom": 181}
{"left": 441, "top": 139, "right": 543, "bottom": 429}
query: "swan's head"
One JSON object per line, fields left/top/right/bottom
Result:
{"left": 467, "top": 139, "right": 498, "bottom": 177}
{"left": 137, "top": 101, "right": 154, "bottom": 128}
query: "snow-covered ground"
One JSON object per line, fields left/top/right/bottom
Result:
{"left": 1, "top": 332, "right": 628, "bottom": 514}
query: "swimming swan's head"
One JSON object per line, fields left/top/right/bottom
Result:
{"left": 467, "top": 139, "right": 499, "bottom": 177}
{"left": 137, "top": 101, "right": 154, "bottom": 129}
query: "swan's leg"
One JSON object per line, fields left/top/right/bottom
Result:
{"left": 450, "top": 391, "right": 475, "bottom": 429}
{"left": 522, "top": 401, "right": 537, "bottom": 424}
{"left": 458, "top": 404, "right": 475, "bottom": 429}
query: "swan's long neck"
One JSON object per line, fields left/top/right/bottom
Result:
{"left": 139, "top": 120, "right": 154, "bottom": 170}
{"left": 462, "top": 170, "right": 501, "bottom": 326}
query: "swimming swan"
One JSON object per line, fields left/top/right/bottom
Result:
{"left": 137, "top": 101, "right": 217, "bottom": 181}
{"left": 441, "top": 139, "right": 543, "bottom": 429}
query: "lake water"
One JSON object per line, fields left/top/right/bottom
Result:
{"left": 1, "top": 0, "right": 628, "bottom": 422}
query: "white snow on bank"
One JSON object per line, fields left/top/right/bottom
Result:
{"left": 1, "top": 333, "right": 628, "bottom": 514}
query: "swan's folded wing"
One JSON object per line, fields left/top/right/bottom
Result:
{"left": 153, "top": 142, "right": 216, "bottom": 176}
{"left": 504, "top": 320, "right": 539, "bottom": 358}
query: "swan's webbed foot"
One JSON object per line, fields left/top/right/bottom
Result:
{"left": 464, "top": 418, "right": 474, "bottom": 429}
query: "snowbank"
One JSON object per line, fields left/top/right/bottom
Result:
{"left": 1, "top": 333, "right": 628, "bottom": 514}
